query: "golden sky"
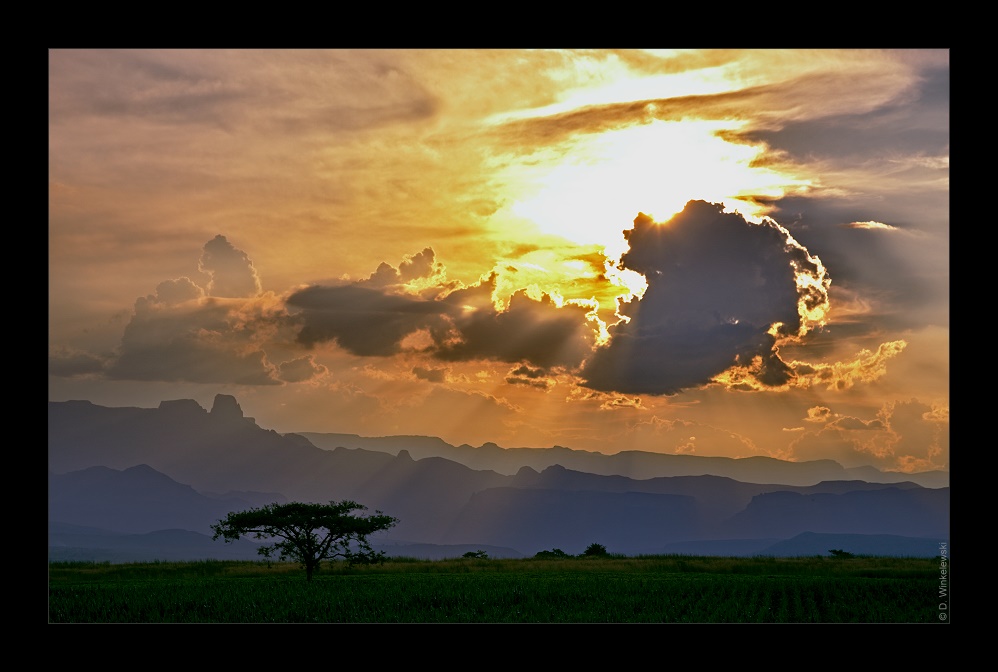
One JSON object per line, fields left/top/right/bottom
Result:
{"left": 49, "top": 49, "right": 949, "bottom": 475}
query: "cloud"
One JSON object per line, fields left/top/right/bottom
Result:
{"left": 434, "top": 283, "right": 596, "bottom": 369}
{"left": 105, "top": 295, "right": 281, "bottom": 385}
{"left": 48, "top": 347, "right": 107, "bottom": 377}
{"left": 786, "top": 398, "right": 948, "bottom": 472}
{"left": 489, "top": 54, "right": 923, "bottom": 157}
{"left": 277, "top": 355, "right": 328, "bottom": 383}
{"left": 199, "top": 235, "right": 262, "bottom": 298}
{"left": 878, "top": 398, "right": 949, "bottom": 472}
{"left": 731, "top": 61, "right": 948, "bottom": 169}
{"left": 68, "top": 216, "right": 907, "bottom": 405}
{"left": 581, "top": 200, "right": 829, "bottom": 395}
{"left": 787, "top": 340, "right": 907, "bottom": 391}
{"left": 846, "top": 221, "right": 898, "bottom": 230}
{"left": 412, "top": 365, "right": 447, "bottom": 383}
{"left": 615, "top": 414, "right": 759, "bottom": 457}
{"left": 362, "top": 247, "right": 446, "bottom": 289}
{"left": 150, "top": 277, "right": 205, "bottom": 304}
{"left": 828, "top": 416, "right": 884, "bottom": 431}
{"left": 290, "top": 259, "right": 597, "bottom": 370}
{"left": 805, "top": 406, "right": 832, "bottom": 423}
{"left": 100, "top": 237, "right": 288, "bottom": 385}
{"left": 505, "top": 364, "right": 554, "bottom": 389}
{"left": 598, "top": 395, "right": 644, "bottom": 411}
{"left": 288, "top": 283, "right": 447, "bottom": 356}
{"left": 50, "top": 50, "right": 438, "bottom": 136}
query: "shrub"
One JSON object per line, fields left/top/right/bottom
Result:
{"left": 534, "top": 548, "right": 571, "bottom": 559}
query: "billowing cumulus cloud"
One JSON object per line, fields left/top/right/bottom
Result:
{"left": 58, "top": 219, "right": 909, "bottom": 413}
{"left": 106, "top": 293, "right": 281, "bottom": 385}
{"left": 362, "top": 247, "right": 446, "bottom": 289}
{"left": 102, "top": 238, "right": 285, "bottom": 385}
{"left": 433, "top": 284, "right": 595, "bottom": 369}
{"left": 151, "top": 277, "right": 205, "bottom": 304}
{"left": 581, "top": 200, "right": 829, "bottom": 395}
{"left": 199, "top": 234, "right": 262, "bottom": 298}
{"left": 289, "top": 259, "right": 597, "bottom": 370}
{"left": 289, "top": 283, "right": 447, "bottom": 355}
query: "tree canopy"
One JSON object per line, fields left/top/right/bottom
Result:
{"left": 582, "top": 543, "right": 608, "bottom": 557}
{"left": 211, "top": 500, "right": 399, "bottom": 580}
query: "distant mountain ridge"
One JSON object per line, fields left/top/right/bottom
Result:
{"left": 48, "top": 395, "right": 949, "bottom": 559}
{"left": 298, "top": 432, "right": 948, "bottom": 488}
{"left": 49, "top": 464, "right": 287, "bottom": 535}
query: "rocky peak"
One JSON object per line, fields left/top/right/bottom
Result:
{"left": 210, "top": 394, "right": 244, "bottom": 422}
{"left": 158, "top": 398, "right": 208, "bottom": 419}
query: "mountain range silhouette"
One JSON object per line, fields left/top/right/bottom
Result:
{"left": 49, "top": 394, "right": 949, "bottom": 561}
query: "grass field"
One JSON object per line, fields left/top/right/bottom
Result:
{"left": 48, "top": 554, "right": 948, "bottom": 623}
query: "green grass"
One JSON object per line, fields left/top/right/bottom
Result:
{"left": 48, "top": 555, "right": 945, "bottom": 623}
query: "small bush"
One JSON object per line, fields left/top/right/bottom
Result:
{"left": 462, "top": 550, "right": 489, "bottom": 559}
{"left": 828, "top": 549, "right": 855, "bottom": 559}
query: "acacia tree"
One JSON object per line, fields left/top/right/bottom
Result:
{"left": 211, "top": 500, "right": 399, "bottom": 581}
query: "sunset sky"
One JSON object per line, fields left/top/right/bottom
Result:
{"left": 49, "top": 49, "right": 949, "bottom": 476}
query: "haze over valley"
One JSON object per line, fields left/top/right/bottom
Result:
{"left": 49, "top": 395, "right": 948, "bottom": 561}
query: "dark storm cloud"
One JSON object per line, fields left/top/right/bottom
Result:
{"left": 724, "top": 65, "right": 948, "bottom": 333}
{"left": 288, "top": 262, "right": 596, "bottom": 369}
{"left": 433, "top": 285, "right": 595, "bottom": 369}
{"left": 752, "top": 194, "right": 945, "bottom": 333}
{"left": 731, "top": 65, "right": 949, "bottom": 164}
{"left": 582, "top": 200, "right": 827, "bottom": 395}
{"left": 288, "top": 284, "right": 447, "bottom": 356}
{"left": 107, "top": 335, "right": 279, "bottom": 385}
{"left": 397, "top": 247, "right": 443, "bottom": 282}
{"left": 199, "top": 235, "right": 262, "bottom": 298}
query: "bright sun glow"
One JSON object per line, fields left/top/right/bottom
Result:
{"left": 504, "top": 59, "right": 739, "bottom": 124}
{"left": 506, "top": 120, "right": 806, "bottom": 261}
